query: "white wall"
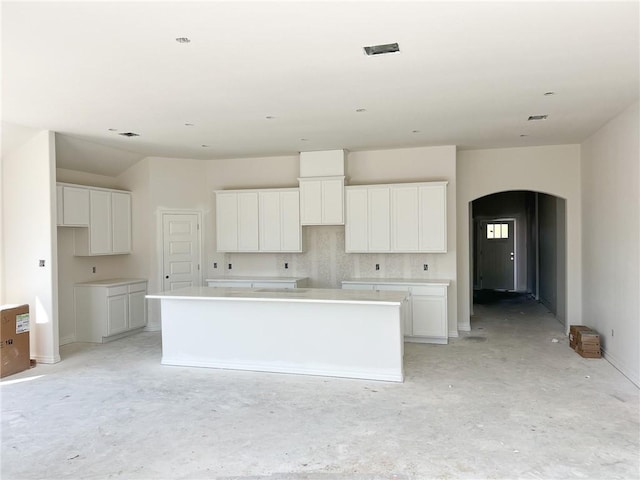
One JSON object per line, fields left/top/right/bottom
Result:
{"left": 2, "top": 130, "right": 60, "bottom": 363}
{"left": 581, "top": 101, "right": 639, "bottom": 386}
{"left": 457, "top": 145, "right": 581, "bottom": 332}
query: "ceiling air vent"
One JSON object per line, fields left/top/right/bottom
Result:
{"left": 363, "top": 43, "right": 400, "bottom": 56}
{"left": 527, "top": 115, "right": 548, "bottom": 121}
{"left": 118, "top": 132, "right": 140, "bottom": 137}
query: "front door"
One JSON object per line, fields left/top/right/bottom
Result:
{"left": 162, "top": 213, "right": 201, "bottom": 291}
{"left": 479, "top": 219, "right": 516, "bottom": 290}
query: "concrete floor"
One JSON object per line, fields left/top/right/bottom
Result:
{"left": 2, "top": 296, "right": 639, "bottom": 479}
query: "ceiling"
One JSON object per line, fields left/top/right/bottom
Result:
{"left": 3, "top": 1, "right": 639, "bottom": 177}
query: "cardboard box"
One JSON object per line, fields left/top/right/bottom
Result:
{"left": 569, "top": 325, "right": 590, "bottom": 349}
{"left": 577, "top": 330, "right": 601, "bottom": 345}
{"left": 1, "top": 304, "right": 31, "bottom": 378}
{"left": 576, "top": 347, "right": 602, "bottom": 358}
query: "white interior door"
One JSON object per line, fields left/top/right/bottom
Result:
{"left": 479, "top": 219, "right": 516, "bottom": 290}
{"left": 162, "top": 213, "right": 201, "bottom": 291}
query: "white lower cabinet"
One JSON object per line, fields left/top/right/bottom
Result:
{"left": 75, "top": 279, "right": 147, "bottom": 343}
{"left": 342, "top": 279, "right": 449, "bottom": 344}
{"left": 206, "top": 277, "right": 309, "bottom": 289}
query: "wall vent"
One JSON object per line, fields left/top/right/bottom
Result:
{"left": 363, "top": 43, "right": 400, "bottom": 56}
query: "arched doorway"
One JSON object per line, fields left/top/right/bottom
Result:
{"left": 470, "top": 190, "right": 567, "bottom": 326}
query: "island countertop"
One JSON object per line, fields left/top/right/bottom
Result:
{"left": 147, "top": 286, "right": 408, "bottom": 306}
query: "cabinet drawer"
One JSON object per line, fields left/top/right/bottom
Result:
{"left": 128, "top": 282, "right": 147, "bottom": 293}
{"left": 107, "top": 285, "right": 128, "bottom": 297}
{"left": 409, "top": 285, "right": 447, "bottom": 297}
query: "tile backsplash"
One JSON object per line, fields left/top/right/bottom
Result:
{"left": 222, "top": 225, "right": 452, "bottom": 288}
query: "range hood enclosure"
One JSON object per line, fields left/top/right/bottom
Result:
{"left": 299, "top": 149, "right": 346, "bottom": 177}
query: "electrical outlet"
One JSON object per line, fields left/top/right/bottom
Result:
{"left": 423, "top": 264, "right": 428, "bottom": 271}
{"left": 228, "top": 263, "right": 232, "bottom": 270}
{"left": 92, "top": 266, "right": 96, "bottom": 273}
{"left": 375, "top": 264, "right": 380, "bottom": 271}
{"left": 213, "top": 262, "right": 218, "bottom": 269}
{"left": 284, "top": 262, "right": 289, "bottom": 269}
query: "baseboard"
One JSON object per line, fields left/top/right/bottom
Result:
{"left": 31, "top": 354, "right": 61, "bottom": 364}
{"left": 603, "top": 349, "right": 639, "bottom": 388}
{"left": 458, "top": 322, "right": 471, "bottom": 332}
{"left": 59, "top": 335, "right": 75, "bottom": 346}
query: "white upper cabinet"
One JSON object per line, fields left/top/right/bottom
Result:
{"left": 215, "top": 192, "right": 239, "bottom": 251}
{"left": 58, "top": 185, "right": 90, "bottom": 226}
{"left": 345, "top": 181, "right": 447, "bottom": 253}
{"left": 216, "top": 191, "right": 259, "bottom": 252}
{"left": 87, "top": 189, "right": 112, "bottom": 255}
{"left": 112, "top": 192, "right": 132, "bottom": 254}
{"left": 391, "top": 185, "right": 419, "bottom": 251}
{"left": 298, "top": 176, "right": 344, "bottom": 225}
{"left": 345, "top": 185, "right": 390, "bottom": 253}
{"left": 419, "top": 183, "right": 447, "bottom": 252}
{"left": 237, "top": 192, "right": 259, "bottom": 251}
{"left": 345, "top": 188, "right": 368, "bottom": 252}
{"left": 216, "top": 188, "right": 301, "bottom": 253}
{"left": 259, "top": 189, "right": 301, "bottom": 252}
{"left": 66, "top": 184, "right": 132, "bottom": 256}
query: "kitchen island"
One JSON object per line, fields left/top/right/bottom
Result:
{"left": 147, "top": 286, "right": 408, "bottom": 382}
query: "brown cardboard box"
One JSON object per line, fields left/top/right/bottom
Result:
{"left": 576, "top": 346, "right": 602, "bottom": 358}
{"left": 577, "top": 330, "right": 601, "bottom": 345}
{"left": 1, "top": 305, "right": 31, "bottom": 378}
{"left": 569, "top": 325, "right": 590, "bottom": 349}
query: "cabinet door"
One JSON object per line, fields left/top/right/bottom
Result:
{"left": 89, "top": 190, "right": 112, "bottom": 254}
{"left": 237, "top": 192, "right": 259, "bottom": 251}
{"left": 322, "top": 178, "right": 344, "bottom": 224}
{"left": 128, "top": 290, "right": 147, "bottom": 329}
{"left": 259, "top": 191, "right": 281, "bottom": 251}
{"left": 299, "top": 180, "right": 322, "bottom": 225}
{"left": 345, "top": 188, "right": 368, "bottom": 252}
{"left": 112, "top": 192, "right": 131, "bottom": 253}
{"left": 419, "top": 184, "right": 447, "bottom": 252}
{"left": 368, "top": 187, "right": 390, "bottom": 252}
{"left": 107, "top": 294, "right": 128, "bottom": 336}
{"left": 63, "top": 186, "right": 90, "bottom": 226}
{"left": 216, "top": 192, "right": 239, "bottom": 251}
{"left": 412, "top": 295, "right": 447, "bottom": 339}
{"left": 280, "top": 190, "right": 301, "bottom": 252}
{"left": 391, "top": 185, "right": 419, "bottom": 252}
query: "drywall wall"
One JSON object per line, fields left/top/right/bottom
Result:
{"left": 2, "top": 130, "right": 59, "bottom": 363}
{"left": 457, "top": 145, "right": 581, "bottom": 332}
{"left": 581, "top": 101, "right": 639, "bottom": 386}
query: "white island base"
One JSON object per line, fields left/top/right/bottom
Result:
{"left": 148, "top": 287, "right": 407, "bottom": 382}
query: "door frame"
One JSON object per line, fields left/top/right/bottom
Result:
{"left": 477, "top": 216, "right": 517, "bottom": 291}
{"left": 158, "top": 210, "right": 203, "bottom": 291}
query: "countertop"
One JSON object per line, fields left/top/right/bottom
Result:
{"left": 206, "top": 276, "right": 309, "bottom": 282}
{"left": 342, "top": 278, "right": 450, "bottom": 286}
{"left": 75, "top": 278, "right": 147, "bottom": 287}
{"left": 147, "top": 286, "right": 407, "bottom": 305}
